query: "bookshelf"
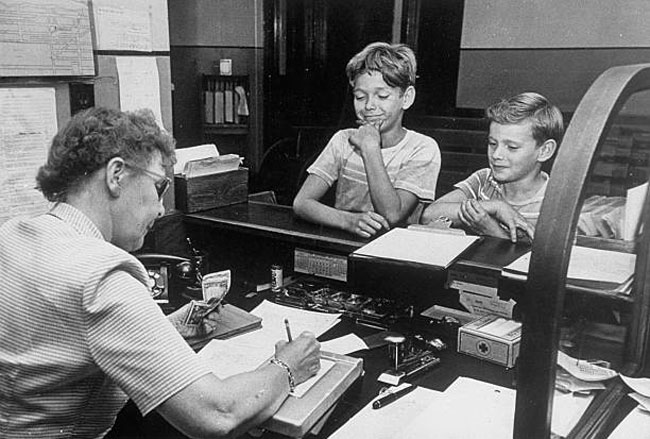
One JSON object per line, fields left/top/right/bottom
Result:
{"left": 201, "top": 75, "right": 250, "bottom": 136}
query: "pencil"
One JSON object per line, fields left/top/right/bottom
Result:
{"left": 284, "top": 318, "right": 293, "bottom": 342}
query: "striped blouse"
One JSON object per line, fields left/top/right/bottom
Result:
{"left": 0, "top": 203, "right": 211, "bottom": 438}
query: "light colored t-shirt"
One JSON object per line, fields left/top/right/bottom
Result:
{"left": 455, "top": 168, "right": 549, "bottom": 229}
{"left": 307, "top": 128, "right": 441, "bottom": 212}
{"left": 0, "top": 203, "right": 212, "bottom": 439}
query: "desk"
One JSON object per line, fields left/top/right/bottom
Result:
{"left": 112, "top": 203, "right": 527, "bottom": 438}
{"left": 110, "top": 285, "right": 516, "bottom": 439}
{"left": 184, "top": 202, "right": 530, "bottom": 307}
{"left": 185, "top": 202, "right": 367, "bottom": 255}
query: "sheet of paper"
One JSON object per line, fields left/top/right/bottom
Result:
{"left": 197, "top": 300, "right": 341, "bottom": 381}
{"left": 402, "top": 377, "right": 515, "bottom": 439}
{"left": 621, "top": 374, "right": 650, "bottom": 397}
{"left": 625, "top": 182, "right": 648, "bottom": 241}
{"left": 503, "top": 246, "right": 635, "bottom": 284}
{"left": 607, "top": 406, "right": 650, "bottom": 439}
{"left": 0, "top": 88, "right": 56, "bottom": 226}
{"left": 174, "top": 144, "right": 219, "bottom": 175}
{"left": 353, "top": 228, "right": 480, "bottom": 269}
{"left": 552, "top": 391, "right": 595, "bottom": 437}
{"left": 320, "top": 334, "right": 368, "bottom": 355}
{"left": 92, "top": 0, "right": 152, "bottom": 51}
{"left": 329, "top": 385, "right": 442, "bottom": 439}
{"left": 292, "top": 358, "right": 335, "bottom": 398}
{"left": 115, "top": 56, "right": 164, "bottom": 129}
{"left": 0, "top": 0, "right": 94, "bottom": 76}
{"left": 630, "top": 392, "right": 650, "bottom": 411}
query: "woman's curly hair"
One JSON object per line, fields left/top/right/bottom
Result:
{"left": 36, "top": 107, "right": 176, "bottom": 202}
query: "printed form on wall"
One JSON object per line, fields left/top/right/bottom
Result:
{"left": 91, "top": 0, "right": 169, "bottom": 52}
{"left": 0, "top": 88, "right": 57, "bottom": 226}
{"left": 0, "top": 0, "right": 94, "bottom": 76}
{"left": 115, "top": 56, "right": 164, "bottom": 129}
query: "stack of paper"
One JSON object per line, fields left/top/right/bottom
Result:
{"left": 174, "top": 143, "right": 242, "bottom": 178}
{"left": 502, "top": 245, "right": 635, "bottom": 294}
{"left": 353, "top": 227, "right": 481, "bottom": 269}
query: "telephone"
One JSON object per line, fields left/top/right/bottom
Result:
{"left": 135, "top": 253, "right": 203, "bottom": 304}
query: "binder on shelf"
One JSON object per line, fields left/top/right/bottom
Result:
{"left": 224, "top": 82, "right": 234, "bottom": 123}
{"left": 204, "top": 78, "right": 214, "bottom": 124}
{"left": 214, "top": 81, "right": 225, "bottom": 124}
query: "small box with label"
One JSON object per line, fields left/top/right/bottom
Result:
{"left": 457, "top": 315, "right": 521, "bottom": 368}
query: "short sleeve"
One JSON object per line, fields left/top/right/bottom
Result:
{"left": 454, "top": 168, "right": 490, "bottom": 200}
{"left": 84, "top": 270, "right": 212, "bottom": 416}
{"left": 393, "top": 134, "right": 441, "bottom": 201}
{"left": 307, "top": 130, "right": 350, "bottom": 187}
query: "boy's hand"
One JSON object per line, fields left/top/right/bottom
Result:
{"left": 462, "top": 199, "right": 534, "bottom": 242}
{"left": 349, "top": 121, "right": 381, "bottom": 157}
{"left": 344, "top": 211, "right": 389, "bottom": 237}
{"left": 488, "top": 201, "right": 535, "bottom": 242}
{"left": 459, "top": 199, "right": 509, "bottom": 239}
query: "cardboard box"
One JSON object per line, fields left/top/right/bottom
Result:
{"left": 457, "top": 315, "right": 521, "bottom": 368}
{"left": 175, "top": 167, "right": 248, "bottom": 213}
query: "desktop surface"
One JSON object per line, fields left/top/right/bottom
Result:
{"left": 184, "top": 202, "right": 368, "bottom": 254}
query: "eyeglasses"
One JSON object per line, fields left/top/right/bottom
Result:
{"left": 125, "top": 163, "right": 171, "bottom": 200}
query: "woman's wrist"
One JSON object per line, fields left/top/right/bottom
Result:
{"left": 269, "top": 356, "right": 296, "bottom": 392}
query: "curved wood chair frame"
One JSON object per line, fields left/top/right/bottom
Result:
{"left": 514, "top": 64, "right": 650, "bottom": 438}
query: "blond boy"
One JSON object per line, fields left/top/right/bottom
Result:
{"left": 421, "top": 92, "right": 564, "bottom": 242}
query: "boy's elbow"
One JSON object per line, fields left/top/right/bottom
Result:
{"left": 292, "top": 196, "right": 305, "bottom": 216}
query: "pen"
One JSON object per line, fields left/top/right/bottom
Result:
{"left": 372, "top": 384, "right": 417, "bottom": 409}
{"left": 284, "top": 318, "right": 293, "bottom": 342}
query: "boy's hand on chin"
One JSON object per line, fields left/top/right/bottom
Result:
{"left": 349, "top": 122, "right": 381, "bottom": 156}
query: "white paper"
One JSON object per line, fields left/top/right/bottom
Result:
{"left": 197, "top": 300, "right": 340, "bottom": 384}
{"left": 630, "top": 392, "right": 650, "bottom": 412}
{"left": 0, "top": 0, "right": 94, "bottom": 76}
{"left": 503, "top": 246, "right": 635, "bottom": 285}
{"left": 320, "top": 334, "right": 368, "bottom": 355}
{"left": 353, "top": 228, "right": 480, "bottom": 269}
{"left": 92, "top": 0, "right": 153, "bottom": 51}
{"left": 402, "top": 377, "right": 515, "bottom": 439}
{"left": 625, "top": 182, "right": 648, "bottom": 241}
{"left": 292, "top": 358, "right": 335, "bottom": 397}
{"left": 552, "top": 391, "right": 595, "bottom": 437}
{"left": 608, "top": 406, "right": 650, "bottom": 439}
{"left": 174, "top": 144, "right": 219, "bottom": 175}
{"left": 0, "top": 88, "right": 56, "bottom": 225}
{"left": 115, "top": 56, "right": 164, "bottom": 129}
{"left": 621, "top": 375, "right": 650, "bottom": 398}
{"left": 329, "top": 386, "right": 443, "bottom": 439}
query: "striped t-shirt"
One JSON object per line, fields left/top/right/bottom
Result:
{"left": 455, "top": 168, "right": 549, "bottom": 229}
{"left": 0, "top": 203, "right": 211, "bottom": 438}
{"left": 307, "top": 128, "right": 441, "bottom": 212}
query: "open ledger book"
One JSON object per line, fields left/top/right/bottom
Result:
{"left": 501, "top": 245, "right": 636, "bottom": 294}
{"left": 352, "top": 227, "right": 481, "bottom": 269}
